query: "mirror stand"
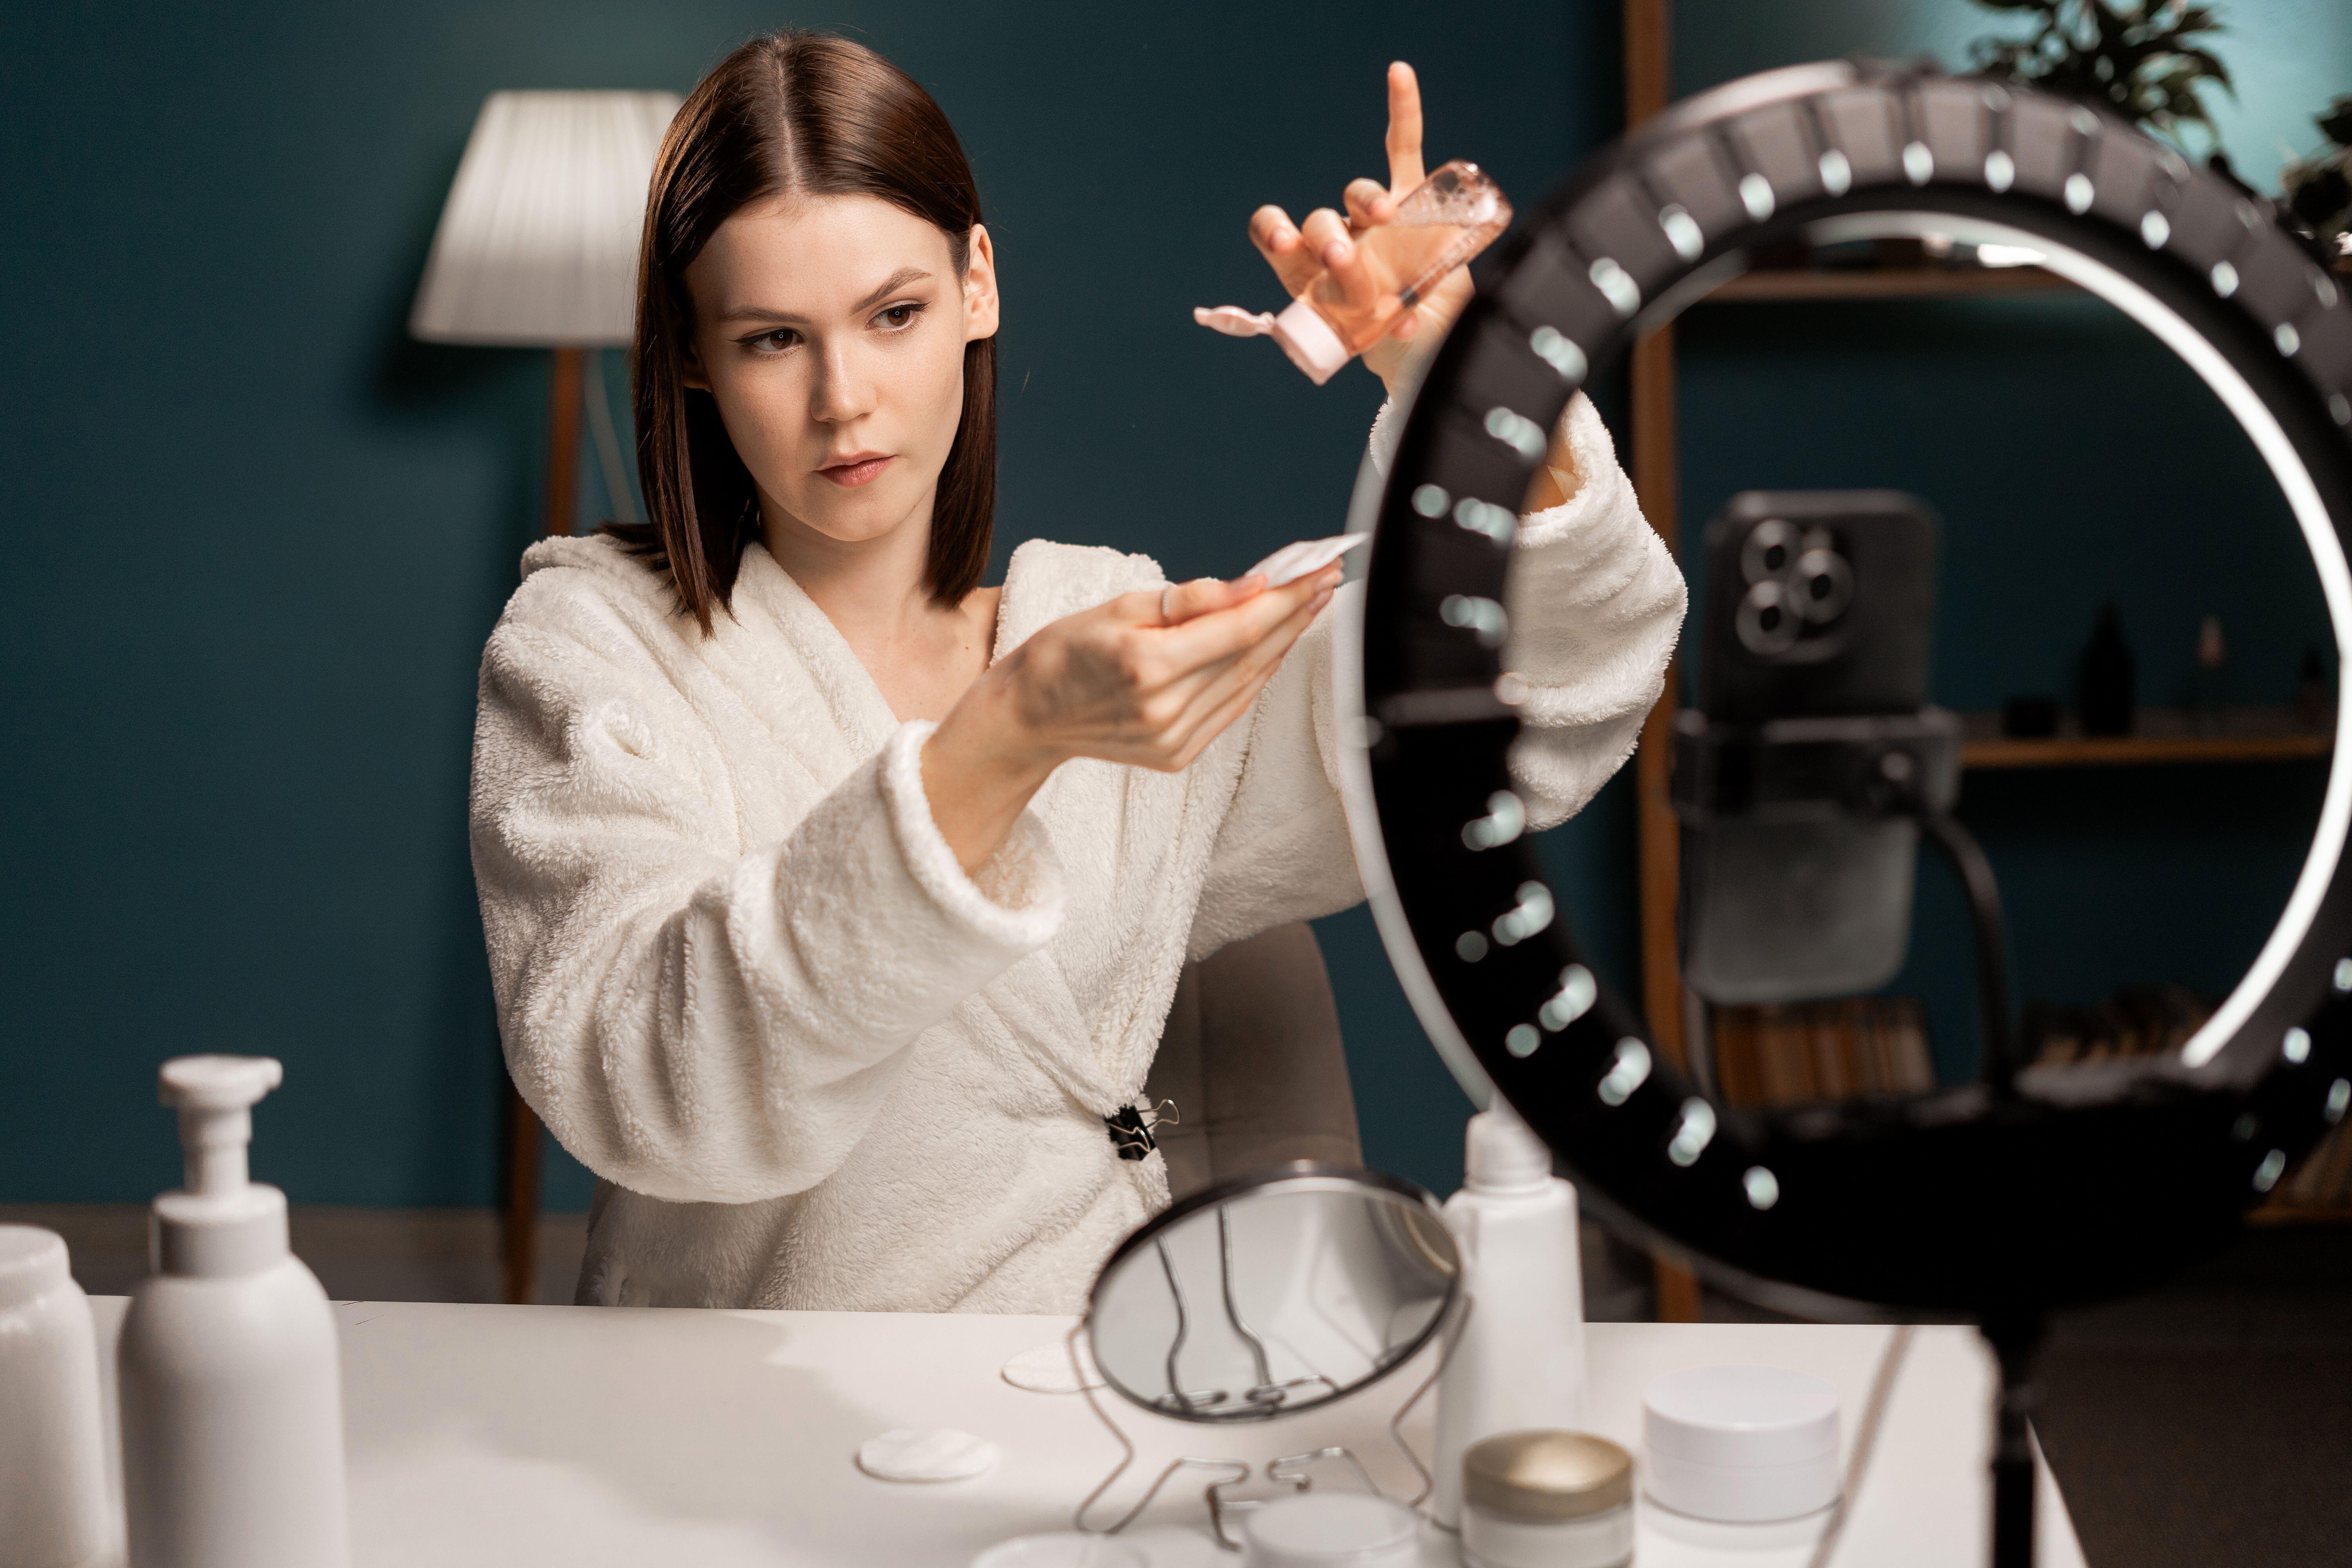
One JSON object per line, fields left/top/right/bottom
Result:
{"left": 1067, "top": 1302, "right": 1466, "bottom": 1550}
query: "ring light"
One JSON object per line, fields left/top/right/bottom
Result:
{"left": 1337, "top": 59, "right": 2352, "bottom": 1320}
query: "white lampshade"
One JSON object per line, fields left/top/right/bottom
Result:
{"left": 409, "top": 90, "right": 682, "bottom": 347}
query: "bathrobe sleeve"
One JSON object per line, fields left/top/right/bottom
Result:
{"left": 1186, "top": 392, "right": 1685, "bottom": 958}
{"left": 470, "top": 583, "right": 1065, "bottom": 1206}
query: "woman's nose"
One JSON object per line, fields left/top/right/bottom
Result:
{"left": 809, "top": 342, "right": 877, "bottom": 425}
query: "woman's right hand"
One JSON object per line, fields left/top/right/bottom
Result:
{"left": 1249, "top": 61, "right": 1471, "bottom": 401}
{"left": 921, "top": 565, "right": 1341, "bottom": 873}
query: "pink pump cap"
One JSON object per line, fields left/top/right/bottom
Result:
{"left": 1271, "top": 298, "right": 1349, "bottom": 385}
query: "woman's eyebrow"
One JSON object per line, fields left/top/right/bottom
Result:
{"left": 850, "top": 266, "right": 933, "bottom": 311}
{"left": 717, "top": 267, "right": 935, "bottom": 326}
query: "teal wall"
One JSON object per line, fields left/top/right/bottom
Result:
{"left": 0, "top": 0, "right": 1619, "bottom": 1209}
{"left": 7, "top": 0, "right": 2346, "bottom": 1215}
{"left": 1678, "top": 0, "right": 2352, "bottom": 191}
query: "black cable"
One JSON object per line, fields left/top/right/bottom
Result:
{"left": 1915, "top": 807, "right": 2018, "bottom": 1094}
{"left": 1804, "top": 1323, "right": 1917, "bottom": 1568}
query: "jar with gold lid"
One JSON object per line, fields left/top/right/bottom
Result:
{"left": 1459, "top": 1430, "right": 1635, "bottom": 1568}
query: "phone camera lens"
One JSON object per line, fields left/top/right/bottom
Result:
{"left": 1740, "top": 519, "right": 1799, "bottom": 585}
{"left": 1789, "top": 547, "right": 1853, "bottom": 624}
{"left": 1735, "top": 579, "right": 1800, "bottom": 655}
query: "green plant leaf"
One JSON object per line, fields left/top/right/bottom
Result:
{"left": 1962, "top": 0, "right": 2233, "bottom": 149}
{"left": 2316, "top": 96, "right": 2352, "bottom": 149}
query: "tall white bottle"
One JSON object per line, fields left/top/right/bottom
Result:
{"left": 1430, "top": 1102, "right": 1588, "bottom": 1530}
{"left": 118, "top": 1056, "right": 349, "bottom": 1568}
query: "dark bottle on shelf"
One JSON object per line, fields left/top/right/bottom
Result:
{"left": 2078, "top": 601, "right": 2135, "bottom": 736}
{"left": 2298, "top": 645, "right": 2332, "bottom": 729}
{"left": 2189, "top": 614, "right": 2227, "bottom": 731}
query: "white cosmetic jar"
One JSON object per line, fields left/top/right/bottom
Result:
{"left": 1240, "top": 1491, "right": 1420, "bottom": 1568}
{"left": 1641, "top": 1365, "right": 1841, "bottom": 1523}
{"left": 1459, "top": 1430, "right": 1635, "bottom": 1568}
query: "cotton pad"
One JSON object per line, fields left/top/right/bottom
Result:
{"left": 855, "top": 1427, "right": 1000, "bottom": 1482}
{"left": 1001, "top": 1339, "right": 1104, "bottom": 1394}
{"left": 969, "top": 1532, "right": 1147, "bottom": 1568}
{"left": 1247, "top": 533, "right": 1368, "bottom": 587}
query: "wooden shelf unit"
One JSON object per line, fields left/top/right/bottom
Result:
{"left": 1960, "top": 708, "right": 2336, "bottom": 769}
{"left": 1708, "top": 264, "right": 2076, "bottom": 303}
{"left": 2251, "top": 1200, "right": 2352, "bottom": 1226}
{"left": 1693, "top": 212, "right": 2342, "bottom": 307}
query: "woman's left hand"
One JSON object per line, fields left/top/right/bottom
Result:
{"left": 1247, "top": 61, "right": 1475, "bottom": 401}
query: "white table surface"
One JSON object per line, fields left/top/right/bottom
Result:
{"left": 87, "top": 1298, "right": 2086, "bottom": 1567}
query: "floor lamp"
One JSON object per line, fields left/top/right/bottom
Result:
{"left": 409, "top": 88, "right": 680, "bottom": 1303}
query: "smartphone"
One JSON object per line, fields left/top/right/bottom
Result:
{"left": 1679, "top": 491, "right": 1939, "bottom": 1006}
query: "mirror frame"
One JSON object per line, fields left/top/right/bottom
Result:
{"left": 1335, "top": 58, "right": 2352, "bottom": 1318}
{"left": 1082, "top": 1160, "right": 1461, "bottom": 1424}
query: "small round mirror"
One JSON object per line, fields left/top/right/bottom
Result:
{"left": 1084, "top": 1163, "right": 1461, "bottom": 1423}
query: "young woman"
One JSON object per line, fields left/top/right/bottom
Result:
{"left": 471, "top": 31, "right": 1684, "bottom": 1312}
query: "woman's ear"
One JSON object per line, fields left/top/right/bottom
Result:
{"left": 681, "top": 339, "right": 712, "bottom": 393}
{"left": 962, "top": 223, "right": 1000, "bottom": 343}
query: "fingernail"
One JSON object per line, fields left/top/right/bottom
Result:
{"left": 1236, "top": 573, "right": 1268, "bottom": 592}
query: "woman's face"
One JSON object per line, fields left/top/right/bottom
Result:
{"left": 684, "top": 192, "right": 998, "bottom": 550}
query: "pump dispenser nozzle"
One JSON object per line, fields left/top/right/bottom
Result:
{"left": 162, "top": 1054, "right": 281, "bottom": 1198}
{"left": 151, "top": 1054, "right": 291, "bottom": 1278}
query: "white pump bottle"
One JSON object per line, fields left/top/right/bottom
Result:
{"left": 1430, "top": 1100, "right": 1589, "bottom": 1530}
{"left": 117, "top": 1056, "right": 350, "bottom": 1568}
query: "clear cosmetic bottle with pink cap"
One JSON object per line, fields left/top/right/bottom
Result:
{"left": 1197, "top": 160, "right": 1511, "bottom": 384}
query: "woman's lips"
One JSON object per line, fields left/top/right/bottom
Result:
{"left": 818, "top": 454, "right": 892, "bottom": 488}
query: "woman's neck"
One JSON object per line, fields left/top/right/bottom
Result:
{"left": 759, "top": 488, "right": 998, "bottom": 724}
{"left": 762, "top": 489, "right": 937, "bottom": 632}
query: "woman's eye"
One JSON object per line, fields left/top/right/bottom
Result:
{"left": 746, "top": 329, "right": 800, "bottom": 354}
{"left": 877, "top": 303, "right": 923, "bottom": 329}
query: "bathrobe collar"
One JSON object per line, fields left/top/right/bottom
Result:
{"left": 725, "top": 540, "right": 1160, "bottom": 1149}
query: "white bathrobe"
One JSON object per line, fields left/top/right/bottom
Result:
{"left": 470, "top": 395, "right": 1684, "bottom": 1313}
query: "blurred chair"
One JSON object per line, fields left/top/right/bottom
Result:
{"left": 1145, "top": 922, "right": 1362, "bottom": 1201}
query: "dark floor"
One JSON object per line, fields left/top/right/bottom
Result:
{"left": 1661, "top": 1223, "right": 2352, "bottom": 1567}
{"left": 2033, "top": 1224, "right": 2352, "bottom": 1568}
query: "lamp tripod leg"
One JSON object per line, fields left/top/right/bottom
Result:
{"left": 500, "top": 1080, "right": 542, "bottom": 1305}
{"left": 544, "top": 347, "right": 584, "bottom": 539}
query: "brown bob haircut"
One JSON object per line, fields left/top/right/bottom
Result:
{"left": 611, "top": 31, "right": 996, "bottom": 633}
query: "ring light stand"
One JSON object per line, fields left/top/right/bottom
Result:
{"left": 1335, "top": 59, "right": 2352, "bottom": 1566}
